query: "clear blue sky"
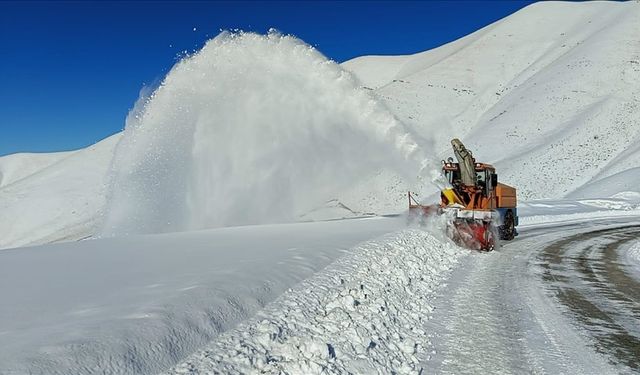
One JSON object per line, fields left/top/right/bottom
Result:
{"left": 0, "top": 0, "right": 535, "bottom": 156}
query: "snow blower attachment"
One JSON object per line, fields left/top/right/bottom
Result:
{"left": 409, "top": 138, "right": 518, "bottom": 251}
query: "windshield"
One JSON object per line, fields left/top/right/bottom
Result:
{"left": 476, "top": 170, "right": 486, "bottom": 185}
{"left": 445, "top": 169, "right": 461, "bottom": 185}
{"left": 445, "top": 168, "right": 492, "bottom": 190}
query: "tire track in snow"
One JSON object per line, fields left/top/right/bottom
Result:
{"left": 432, "top": 252, "right": 533, "bottom": 374}
{"left": 541, "top": 225, "right": 640, "bottom": 370}
{"left": 425, "top": 220, "right": 639, "bottom": 374}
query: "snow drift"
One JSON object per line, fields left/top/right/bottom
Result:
{"left": 102, "top": 31, "right": 432, "bottom": 236}
{"left": 0, "top": 217, "right": 406, "bottom": 375}
{"left": 167, "top": 228, "right": 464, "bottom": 374}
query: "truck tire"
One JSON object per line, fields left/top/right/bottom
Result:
{"left": 500, "top": 210, "right": 515, "bottom": 241}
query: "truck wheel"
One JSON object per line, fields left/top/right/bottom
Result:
{"left": 501, "top": 210, "right": 515, "bottom": 241}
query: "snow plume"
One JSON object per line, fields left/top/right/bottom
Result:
{"left": 102, "top": 30, "right": 432, "bottom": 236}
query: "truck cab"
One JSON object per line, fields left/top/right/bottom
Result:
{"left": 441, "top": 160, "right": 518, "bottom": 241}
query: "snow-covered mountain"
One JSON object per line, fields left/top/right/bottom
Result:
{"left": 344, "top": 1, "right": 640, "bottom": 200}
{"left": 0, "top": 135, "right": 120, "bottom": 248}
{"left": 1, "top": 1, "right": 639, "bottom": 250}
{"left": 0, "top": 150, "right": 73, "bottom": 188}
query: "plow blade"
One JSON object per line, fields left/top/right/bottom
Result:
{"left": 408, "top": 192, "right": 497, "bottom": 251}
{"left": 448, "top": 219, "right": 496, "bottom": 251}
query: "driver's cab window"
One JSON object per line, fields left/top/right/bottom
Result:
{"left": 445, "top": 169, "right": 461, "bottom": 185}
{"left": 476, "top": 170, "right": 490, "bottom": 193}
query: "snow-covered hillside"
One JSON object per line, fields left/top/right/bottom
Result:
{"left": 344, "top": 1, "right": 640, "bottom": 201}
{"left": 0, "top": 150, "right": 73, "bottom": 188}
{"left": 0, "top": 135, "right": 120, "bottom": 249}
{"left": 1, "top": 1, "right": 639, "bottom": 248}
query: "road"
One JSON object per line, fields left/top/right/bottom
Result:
{"left": 423, "top": 218, "right": 640, "bottom": 374}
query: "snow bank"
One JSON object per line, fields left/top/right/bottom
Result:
{"left": 568, "top": 167, "right": 640, "bottom": 200}
{"left": 0, "top": 217, "right": 406, "bottom": 375}
{"left": 519, "top": 196, "right": 640, "bottom": 227}
{"left": 102, "top": 31, "right": 434, "bottom": 237}
{"left": 622, "top": 241, "right": 640, "bottom": 281}
{"left": 166, "top": 229, "right": 465, "bottom": 374}
{"left": 627, "top": 242, "right": 640, "bottom": 266}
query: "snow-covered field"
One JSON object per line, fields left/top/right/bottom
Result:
{"left": 1, "top": 1, "right": 640, "bottom": 374}
{"left": 0, "top": 217, "right": 410, "bottom": 374}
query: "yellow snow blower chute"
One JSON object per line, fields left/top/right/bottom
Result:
{"left": 409, "top": 138, "right": 518, "bottom": 251}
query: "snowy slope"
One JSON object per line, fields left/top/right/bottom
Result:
{"left": 0, "top": 134, "right": 120, "bottom": 249}
{"left": 0, "top": 150, "right": 73, "bottom": 188}
{"left": 344, "top": 1, "right": 640, "bottom": 201}
{"left": 0, "top": 1, "right": 638, "bottom": 248}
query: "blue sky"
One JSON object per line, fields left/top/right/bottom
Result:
{"left": 0, "top": 1, "right": 534, "bottom": 156}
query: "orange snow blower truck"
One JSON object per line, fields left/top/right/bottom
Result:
{"left": 409, "top": 138, "right": 518, "bottom": 251}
